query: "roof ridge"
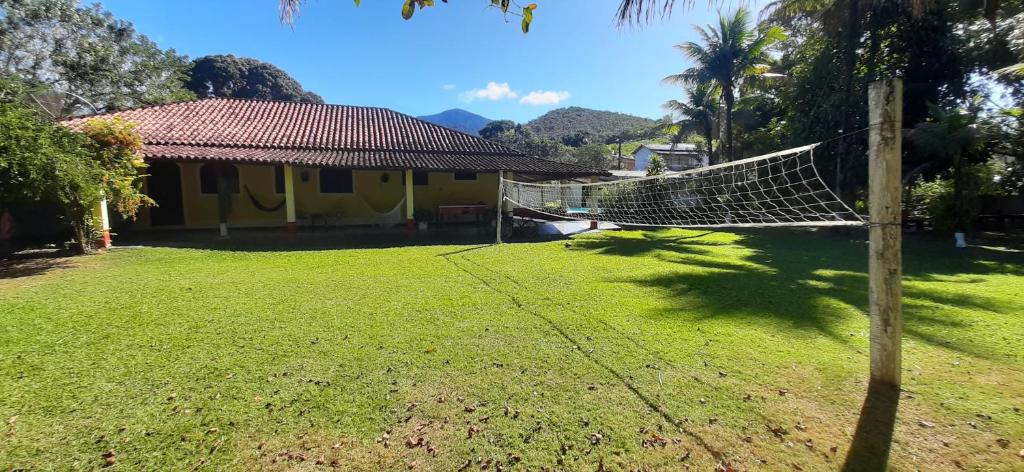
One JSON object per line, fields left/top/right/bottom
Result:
{"left": 143, "top": 141, "right": 529, "bottom": 157}
{"left": 59, "top": 97, "right": 394, "bottom": 122}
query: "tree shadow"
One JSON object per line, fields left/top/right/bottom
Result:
{"left": 0, "top": 252, "right": 76, "bottom": 279}
{"left": 841, "top": 380, "right": 900, "bottom": 472}
{"left": 571, "top": 228, "right": 1022, "bottom": 359}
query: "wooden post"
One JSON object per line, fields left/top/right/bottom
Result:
{"left": 284, "top": 165, "right": 297, "bottom": 233}
{"left": 868, "top": 79, "right": 903, "bottom": 387}
{"left": 496, "top": 170, "right": 505, "bottom": 244}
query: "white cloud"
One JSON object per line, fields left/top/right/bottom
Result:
{"left": 519, "top": 90, "right": 570, "bottom": 105}
{"left": 442, "top": 84, "right": 456, "bottom": 90}
{"left": 460, "top": 82, "right": 518, "bottom": 102}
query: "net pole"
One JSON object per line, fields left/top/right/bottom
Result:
{"left": 496, "top": 170, "right": 504, "bottom": 244}
{"left": 868, "top": 79, "right": 903, "bottom": 387}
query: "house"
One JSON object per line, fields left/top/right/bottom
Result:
{"left": 632, "top": 143, "right": 707, "bottom": 172}
{"left": 62, "top": 98, "right": 601, "bottom": 238}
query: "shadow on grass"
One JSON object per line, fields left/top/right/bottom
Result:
{"left": 570, "top": 228, "right": 1022, "bottom": 358}
{"left": 841, "top": 380, "right": 900, "bottom": 471}
{"left": 441, "top": 254, "right": 723, "bottom": 460}
{"left": 0, "top": 252, "right": 76, "bottom": 279}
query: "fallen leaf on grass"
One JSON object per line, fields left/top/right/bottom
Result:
{"left": 995, "top": 438, "right": 1010, "bottom": 449}
{"left": 917, "top": 420, "right": 935, "bottom": 428}
{"left": 590, "top": 432, "right": 603, "bottom": 445}
{"left": 794, "top": 423, "right": 806, "bottom": 432}
{"left": 641, "top": 432, "right": 668, "bottom": 448}
{"left": 767, "top": 425, "right": 788, "bottom": 438}
{"left": 101, "top": 449, "right": 116, "bottom": 467}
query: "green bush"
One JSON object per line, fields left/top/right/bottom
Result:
{"left": 908, "top": 161, "right": 1005, "bottom": 232}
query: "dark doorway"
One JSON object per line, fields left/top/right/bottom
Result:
{"left": 147, "top": 161, "right": 185, "bottom": 226}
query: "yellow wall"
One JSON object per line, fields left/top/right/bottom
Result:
{"left": 138, "top": 163, "right": 500, "bottom": 229}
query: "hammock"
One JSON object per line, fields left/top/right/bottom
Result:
{"left": 353, "top": 194, "right": 405, "bottom": 226}
{"left": 244, "top": 185, "right": 286, "bottom": 213}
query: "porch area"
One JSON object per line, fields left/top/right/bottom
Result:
{"left": 134, "top": 161, "right": 508, "bottom": 234}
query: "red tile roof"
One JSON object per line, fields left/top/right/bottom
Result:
{"left": 62, "top": 98, "right": 602, "bottom": 176}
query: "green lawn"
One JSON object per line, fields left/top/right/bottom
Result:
{"left": 1, "top": 229, "right": 1022, "bottom": 471}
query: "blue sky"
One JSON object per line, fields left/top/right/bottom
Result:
{"left": 100, "top": 0, "right": 758, "bottom": 123}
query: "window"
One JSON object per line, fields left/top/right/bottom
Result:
{"left": 199, "top": 163, "right": 239, "bottom": 194}
{"left": 319, "top": 168, "right": 353, "bottom": 194}
{"left": 413, "top": 171, "right": 429, "bottom": 186}
{"left": 453, "top": 172, "right": 477, "bottom": 181}
{"left": 274, "top": 166, "right": 285, "bottom": 194}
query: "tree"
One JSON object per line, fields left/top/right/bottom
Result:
{"left": 646, "top": 154, "right": 667, "bottom": 176}
{"left": 0, "top": 78, "right": 152, "bottom": 252}
{"left": 0, "top": 0, "right": 194, "bottom": 117}
{"left": 570, "top": 143, "right": 614, "bottom": 169}
{"left": 479, "top": 120, "right": 517, "bottom": 140}
{"left": 907, "top": 103, "right": 995, "bottom": 234}
{"left": 483, "top": 123, "right": 570, "bottom": 161}
{"left": 664, "top": 8, "right": 785, "bottom": 162}
{"left": 187, "top": 55, "right": 324, "bottom": 103}
{"left": 663, "top": 81, "right": 719, "bottom": 163}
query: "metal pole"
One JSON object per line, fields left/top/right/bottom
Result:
{"left": 868, "top": 79, "right": 903, "bottom": 387}
{"left": 496, "top": 170, "right": 504, "bottom": 244}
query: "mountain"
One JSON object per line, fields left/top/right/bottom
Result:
{"left": 417, "top": 109, "right": 492, "bottom": 136}
{"left": 525, "top": 106, "right": 660, "bottom": 143}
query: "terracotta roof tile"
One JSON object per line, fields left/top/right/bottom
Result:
{"left": 62, "top": 98, "right": 603, "bottom": 177}
{"left": 142, "top": 144, "right": 598, "bottom": 176}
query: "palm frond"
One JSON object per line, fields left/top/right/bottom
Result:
{"left": 279, "top": 0, "right": 301, "bottom": 24}
{"left": 995, "top": 62, "right": 1024, "bottom": 78}
{"left": 616, "top": 0, "right": 684, "bottom": 26}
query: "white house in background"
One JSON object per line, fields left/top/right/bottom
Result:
{"left": 633, "top": 143, "right": 707, "bottom": 172}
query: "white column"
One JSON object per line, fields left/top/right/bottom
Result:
{"left": 93, "top": 193, "right": 111, "bottom": 248}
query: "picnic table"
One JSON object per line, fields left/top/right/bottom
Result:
{"left": 437, "top": 204, "right": 490, "bottom": 224}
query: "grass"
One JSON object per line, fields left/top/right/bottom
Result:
{"left": 1, "top": 228, "right": 1022, "bottom": 471}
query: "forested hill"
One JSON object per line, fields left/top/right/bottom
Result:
{"left": 524, "top": 107, "right": 659, "bottom": 143}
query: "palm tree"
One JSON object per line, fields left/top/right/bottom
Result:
{"left": 663, "top": 82, "right": 719, "bottom": 164}
{"left": 663, "top": 8, "right": 785, "bottom": 162}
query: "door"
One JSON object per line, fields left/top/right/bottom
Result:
{"left": 147, "top": 161, "right": 185, "bottom": 226}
